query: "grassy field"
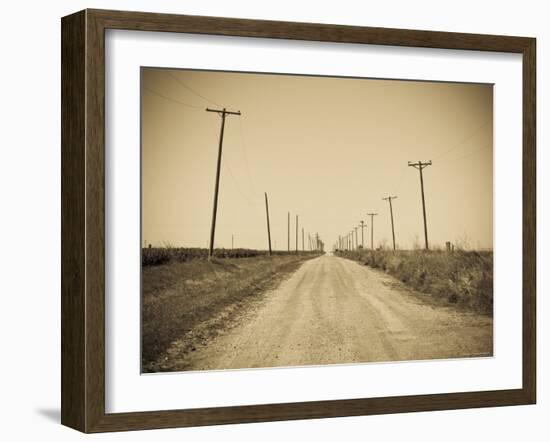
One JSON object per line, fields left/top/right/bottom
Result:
{"left": 335, "top": 249, "right": 493, "bottom": 315}
{"left": 142, "top": 246, "right": 319, "bottom": 266}
{"left": 142, "top": 253, "right": 319, "bottom": 372}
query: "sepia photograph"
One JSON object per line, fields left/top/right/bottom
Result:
{"left": 140, "top": 67, "right": 493, "bottom": 374}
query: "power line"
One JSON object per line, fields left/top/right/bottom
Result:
{"left": 142, "top": 86, "right": 203, "bottom": 110}
{"left": 392, "top": 120, "right": 491, "bottom": 197}
{"left": 219, "top": 125, "right": 259, "bottom": 207}
{"left": 432, "top": 119, "right": 492, "bottom": 161}
{"left": 238, "top": 117, "right": 260, "bottom": 197}
{"left": 221, "top": 155, "right": 259, "bottom": 207}
{"left": 206, "top": 109, "right": 263, "bottom": 210}
{"left": 147, "top": 86, "right": 259, "bottom": 209}
{"left": 168, "top": 71, "right": 224, "bottom": 108}
{"left": 391, "top": 166, "right": 408, "bottom": 197}
{"left": 205, "top": 110, "right": 258, "bottom": 208}
{"left": 451, "top": 141, "right": 492, "bottom": 162}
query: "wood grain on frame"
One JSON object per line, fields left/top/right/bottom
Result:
{"left": 61, "top": 9, "right": 86, "bottom": 431}
{"left": 61, "top": 9, "right": 536, "bottom": 433}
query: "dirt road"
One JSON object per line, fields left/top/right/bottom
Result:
{"left": 179, "top": 255, "right": 493, "bottom": 371}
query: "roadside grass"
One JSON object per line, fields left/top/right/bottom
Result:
{"left": 142, "top": 246, "right": 319, "bottom": 266}
{"left": 142, "top": 254, "right": 318, "bottom": 371}
{"left": 335, "top": 249, "right": 493, "bottom": 315}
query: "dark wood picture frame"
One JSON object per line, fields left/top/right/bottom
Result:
{"left": 61, "top": 9, "right": 536, "bottom": 433}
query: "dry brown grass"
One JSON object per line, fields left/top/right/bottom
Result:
{"left": 142, "top": 246, "right": 319, "bottom": 265}
{"left": 336, "top": 249, "right": 493, "bottom": 315}
{"left": 141, "top": 254, "right": 317, "bottom": 371}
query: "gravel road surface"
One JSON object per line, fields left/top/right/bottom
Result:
{"left": 180, "top": 254, "right": 493, "bottom": 370}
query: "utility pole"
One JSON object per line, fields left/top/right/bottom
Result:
{"left": 408, "top": 160, "right": 432, "bottom": 250}
{"left": 359, "top": 220, "right": 366, "bottom": 249}
{"left": 231, "top": 234, "right": 234, "bottom": 250}
{"left": 382, "top": 196, "right": 398, "bottom": 251}
{"left": 367, "top": 213, "right": 378, "bottom": 250}
{"left": 354, "top": 226, "right": 358, "bottom": 250}
{"left": 287, "top": 212, "right": 290, "bottom": 252}
{"left": 302, "top": 227, "right": 305, "bottom": 252}
{"left": 264, "top": 192, "right": 272, "bottom": 256}
{"left": 316, "top": 233, "right": 319, "bottom": 251}
{"left": 295, "top": 215, "right": 299, "bottom": 254}
{"left": 206, "top": 107, "right": 241, "bottom": 261}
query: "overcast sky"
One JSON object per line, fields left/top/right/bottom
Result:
{"left": 141, "top": 68, "right": 493, "bottom": 251}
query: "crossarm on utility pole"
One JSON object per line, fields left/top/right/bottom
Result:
{"left": 206, "top": 108, "right": 242, "bottom": 116}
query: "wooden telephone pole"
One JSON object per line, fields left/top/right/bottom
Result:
{"left": 408, "top": 160, "right": 432, "bottom": 250}
{"left": 206, "top": 107, "right": 241, "bottom": 260}
{"left": 367, "top": 213, "right": 378, "bottom": 250}
{"left": 287, "top": 212, "right": 290, "bottom": 252}
{"left": 359, "top": 220, "right": 366, "bottom": 249}
{"left": 382, "top": 196, "right": 398, "bottom": 251}
{"left": 264, "top": 192, "right": 272, "bottom": 256}
{"left": 295, "top": 215, "right": 299, "bottom": 254}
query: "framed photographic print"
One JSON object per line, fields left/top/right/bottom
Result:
{"left": 61, "top": 9, "right": 536, "bottom": 433}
